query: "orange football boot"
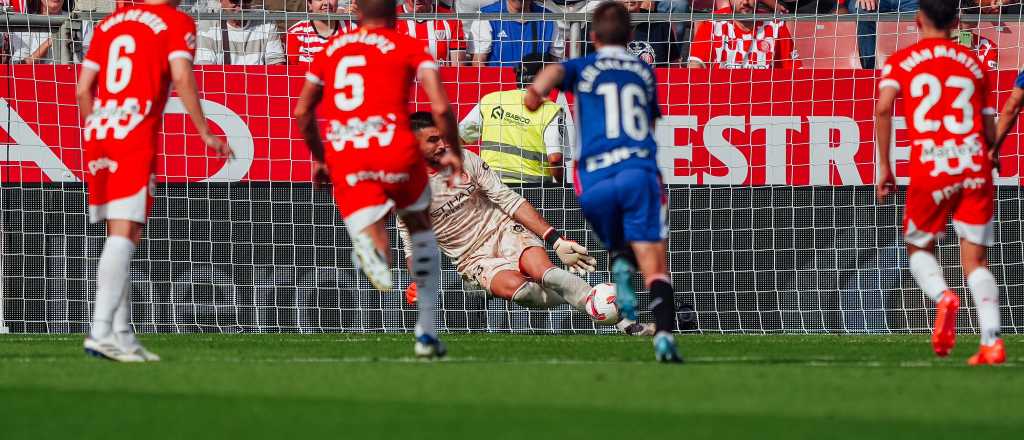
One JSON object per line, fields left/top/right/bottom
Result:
{"left": 968, "top": 339, "right": 1006, "bottom": 366}
{"left": 931, "top": 291, "right": 959, "bottom": 357}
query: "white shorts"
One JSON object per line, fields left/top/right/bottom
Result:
{"left": 458, "top": 221, "right": 544, "bottom": 293}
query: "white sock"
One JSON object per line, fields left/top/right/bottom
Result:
{"left": 90, "top": 236, "right": 135, "bottom": 340}
{"left": 511, "top": 282, "right": 564, "bottom": 309}
{"left": 540, "top": 267, "right": 591, "bottom": 311}
{"left": 909, "top": 251, "right": 948, "bottom": 302}
{"left": 113, "top": 279, "right": 137, "bottom": 347}
{"left": 967, "top": 268, "right": 1001, "bottom": 346}
{"left": 410, "top": 230, "right": 440, "bottom": 337}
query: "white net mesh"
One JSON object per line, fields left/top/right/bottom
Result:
{"left": 1, "top": 1, "right": 1023, "bottom": 333}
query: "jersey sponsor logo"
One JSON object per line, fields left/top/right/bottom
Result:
{"left": 931, "top": 176, "right": 988, "bottom": 205}
{"left": 916, "top": 133, "right": 984, "bottom": 177}
{"left": 326, "top": 114, "right": 398, "bottom": 150}
{"left": 489, "top": 106, "right": 531, "bottom": 126}
{"left": 83, "top": 98, "right": 153, "bottom": 141}
{"left": 585, "top": 146, "right": 651, "bottom": 172}
{"left": 430, "top": 183, "right": 478, "bottom": 221}
{"left": 87, "top": 157, "right": 119, "bottom": 175}
{"left": 344, "top": 170, "right": 410, "bottom": 187}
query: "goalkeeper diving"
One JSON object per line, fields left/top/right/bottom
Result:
{"left": 398, "top": 112, "right": 654, "bottom": 335}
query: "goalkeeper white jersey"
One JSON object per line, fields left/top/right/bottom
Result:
{"left": 397, "top": 151, "right": 527, "bottom": 268}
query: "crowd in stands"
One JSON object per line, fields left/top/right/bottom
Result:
{"left": 0, "top": 0, "right": 1019, "bottom": 69}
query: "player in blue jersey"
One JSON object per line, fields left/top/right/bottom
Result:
{"left": 994, "top": 70, "right": 1024, "bottom": 163}
{"left": 524, "top": 1, "right": 682, "bottom": 363}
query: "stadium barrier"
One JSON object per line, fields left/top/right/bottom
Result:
{"left": 2, "top": 65, "right": 1022, "bottom": 333}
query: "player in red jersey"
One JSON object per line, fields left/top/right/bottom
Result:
{"left": 875, "top": 0, "right": 1004, "bottom": 365}
{"left": 293, "top": 0, "right": 462, "bottom": 358}
{"left": 76, "top": 0, "right": 229, "bottom": 362}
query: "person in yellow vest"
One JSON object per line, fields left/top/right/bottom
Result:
{"left": 459, "top": 53, "right": 566, "bottom": 184}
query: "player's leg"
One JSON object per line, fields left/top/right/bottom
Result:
{"left": 953, "top": 185, "right": 1004, "bottom": 365}
{"left": 85, "top": 219, "right": 145, "bottom": 362}
{"left": 397, "top": 208, "right": 446, "bottom": 358}
{"left": 519, "top": 247, "right": 587, "bottom": 308}
{"left": 903, "top": 184, "right": 959, "bottom": 357}
{"left": 577, "top": 179, "right": 633, "bottom": 315}
{"left": 336, "top": 175, "right": 396, "bottom": 292}
{"left": 619, "top": 169, "right": 682, "bottom": 363}
{"left": 111, "top": 277, "right": 160, "bottom": 362}
{"left": 83, "top": 142, "right": 152, "bottom": 362}
{"left": 516, "top": 245, "right": 652, "bottom": 334}
{"left": 960, "top": 239, "right": 1004, "bottom": 365}
{"left": 630, "top": 241, "right": 681, "bottom": 363}
{"left": 486, "top": 268, "right": 562, "bottom": 308}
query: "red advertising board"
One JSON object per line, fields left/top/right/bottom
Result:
{"left": 1, "top": 65, "right": 1020, "bottom": 185}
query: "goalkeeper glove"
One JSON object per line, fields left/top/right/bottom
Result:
{"left": 405, "top": 283, "right": 417, "bottom": 305}
{"left": 544, "top": 228, "right": 597, "bottom": 274}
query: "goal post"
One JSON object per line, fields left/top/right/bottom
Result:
{"left": 1, "top": 7, "right": 1022, "bottom": 334}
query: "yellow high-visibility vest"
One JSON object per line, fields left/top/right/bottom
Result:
{"left": 478, "top": 89, "right": 561, "bottom": 183}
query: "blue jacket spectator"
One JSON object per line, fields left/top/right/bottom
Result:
{"left": 469, "top": 0, "right": 565, "bottom": 67}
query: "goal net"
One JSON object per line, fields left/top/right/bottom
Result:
{"left": 1, "top": 2, "right": 1022, "bottom": 334}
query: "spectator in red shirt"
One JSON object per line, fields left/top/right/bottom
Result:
{"left": 687, "top": 0, "right": 801, "bottom": 69}
{"left": 395, "top": 0, "right": 468, "bottom": 65}
{"left": 286, "top": 0, "right": 358, "bottom": 64}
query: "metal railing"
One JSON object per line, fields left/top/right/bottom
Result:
{"left": 1, "top": 11, "right": 1021, "bottom": 31}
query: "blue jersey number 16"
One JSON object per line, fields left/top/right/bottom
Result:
{"left": 595, "top": 83, "right": 649, "bottom": 141}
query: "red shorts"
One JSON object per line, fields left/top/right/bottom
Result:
{"left": 903, "top": 174, "right": 994, "bottom": 247}
{"left": 327, "top": 147, "right": 430, "bottom": 234}
{"left": 84, "top": 134, "right": 157, "bottom": 224}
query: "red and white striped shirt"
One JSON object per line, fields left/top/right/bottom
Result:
{"left": 393, "top": 5, "right": 466, "bottom": 64}
{"left": 689, "top": 6, "right": 800, "bottom": 69}
{"left": 286, "top": 19, "right": 358, "bottom": 64}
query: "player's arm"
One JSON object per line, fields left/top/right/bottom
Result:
{"left": 471, "top": 152, "right": 595, "bottom": 273}
{"left": 293, "top": 79, "right": 326, "bottom": 164}
{"left": 874, "top": 85, "right": 899, "bottom": 201}
{"left": 544, "top": 109, "right": 565, "bottom": 183}
{"left": 75, "top": 64, "right": 99, "bottom": 121}
{"left": 511, "top": 202, "right": 595, "bottom": 274}
{"left": 419, "top": 66, "right": 464, "bottom": 184}
{"left": 170, "top": 58, "right": 229, "bottom": 156}
{"left": 524, "top": 64, "right": 565, "bottom": 112}
{"left": 994, "top": 87, "right": 1024, "bottom": 152}
{"left": 458, "top": 104, "right": 483, "bottom": 143}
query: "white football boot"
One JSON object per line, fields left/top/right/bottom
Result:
{"left": 84, "top": 336, "right": 145, "bottom": 362}
{"left": 351, "top": 233, "right": 393, "bottom": 292}
{"left": 116, "top": 332, "right": 161, "bottom": 362}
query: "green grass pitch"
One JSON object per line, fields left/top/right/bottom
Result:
{"left": 2, "top": 334, "right": 1022, "bottom": 439}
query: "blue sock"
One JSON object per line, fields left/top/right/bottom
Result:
{"left": 612, "top": 257, "right": 637, "bottom": 321}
